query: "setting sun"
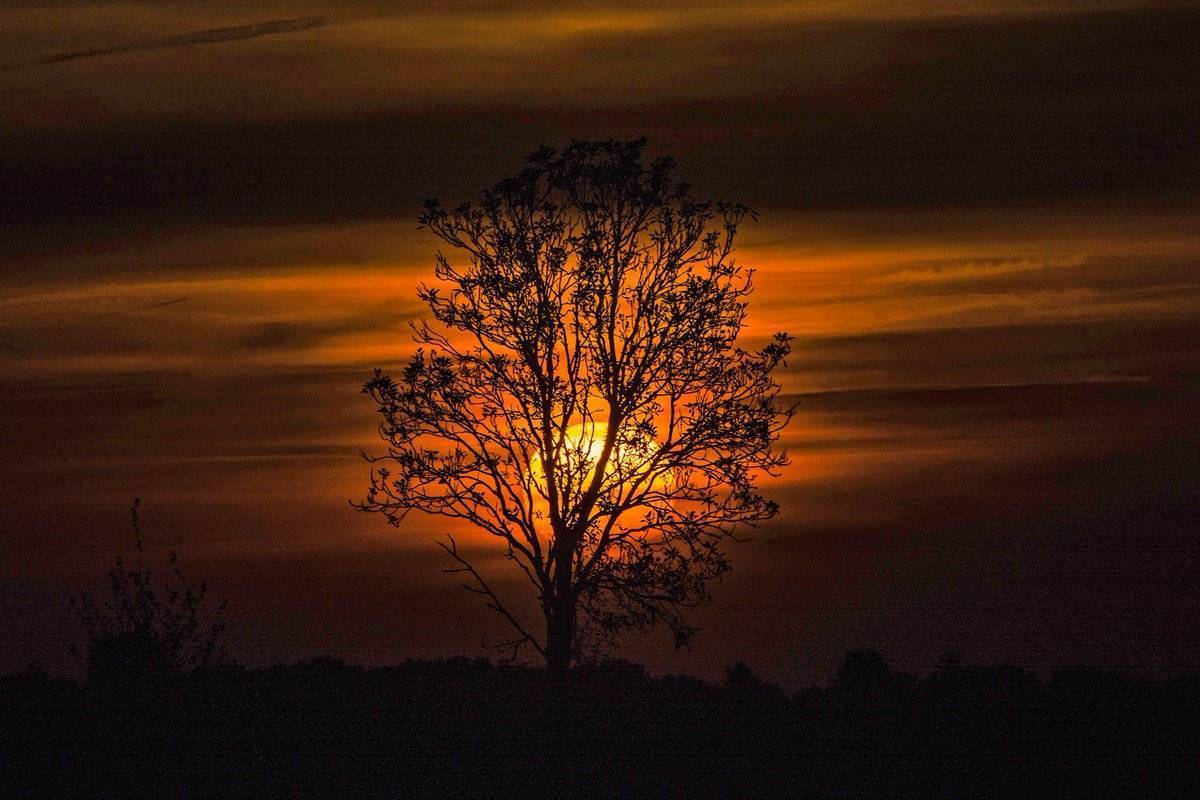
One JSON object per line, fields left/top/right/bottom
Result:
{"left": 527, "top": 421, "right": 657, "bottom": 479}
{"left": 526, "top": 421, "right": 666, "bottom": 527}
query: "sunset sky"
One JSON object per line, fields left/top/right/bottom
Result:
{"left": 2, "top": 1, "right": 1198, "bottom": 685}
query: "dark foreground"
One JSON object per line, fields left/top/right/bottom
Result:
{"left": 3, "top": 654, "right": 1198, "bottom": 798}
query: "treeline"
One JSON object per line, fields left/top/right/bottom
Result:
{"left": 3, "top": 652, "right": 1197, "bottom": 798}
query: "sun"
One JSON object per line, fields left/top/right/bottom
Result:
{"left": 526, "top": 421, "right": 664, "bottom": 524}
{"left": 528, "top": 421, "right": 649, "bottom": 481}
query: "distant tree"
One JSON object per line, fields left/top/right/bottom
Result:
{"left": 835, "top": 649, "right": 895, "bottom": 699}
{"left": 361, "top": 139, "right": 792, "bottom": 672}
{"left": 724, "top": 661, "right": 786, "bottom": 702}
{"left": 71, "top": 499, "right": 227, "bottom": 690}
{"left": 724, "top": 661, "right": 764, "bottom": 688}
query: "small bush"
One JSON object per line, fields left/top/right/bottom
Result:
{"left": 71, "top": 499, "right": 227, "bottom": 693}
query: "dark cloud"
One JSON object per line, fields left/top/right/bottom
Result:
{"left": 1, "top": 16, "right": 325, "bottom": 70}
{"left": 232, "top": 313, "right": 417, "bottom": 353}
{"left": 747, "top": 377, "right": 1200, "bottom": 680}
{"left": 0, "top": 368, "right": 375, "bottom": 553}
{"left": 0, "top": 113, "right": 541, "bottom": 244}
{"left": 786, "top": 317, "right": 1200, "bottom": 390}
{"left": 0, "top": 288, "right": 418, "bottom": 366}
{"left": 2, "top": 6, "right": 1196, "bottom": 244}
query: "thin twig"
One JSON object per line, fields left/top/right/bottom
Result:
{"left": 439, "top": 534, "right": 545, "bottom": 658}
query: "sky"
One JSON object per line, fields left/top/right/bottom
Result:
{"left": 2, "top": 1, "right": 1198, "bottom": 686}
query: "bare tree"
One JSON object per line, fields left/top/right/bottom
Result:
{"left": 72, "top": 499, "right": 227, "bottom": 688}
{"left": 360, "top": 139, "right": 792, "bottom": 672}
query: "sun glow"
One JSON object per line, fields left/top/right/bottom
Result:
{"left": 527, "top": 421, "right": 653, "bottom": 480}
{"left": 526, "top": 421, "right": 666, "bottom": 526}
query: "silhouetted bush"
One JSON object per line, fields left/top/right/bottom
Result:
{"left": 70, "top": 500, "right": 227, "bottom": 700}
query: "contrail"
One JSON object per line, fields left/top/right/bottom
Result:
{"left": 1, "top": 16, "right": 325, "bottom": 70}
{"left": 97, "top": 297, "right": 191, "bottom": 317}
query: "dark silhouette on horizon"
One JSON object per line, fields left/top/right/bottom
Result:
{"left": 4, "top": 647, "right": 1197, "bottom": 798}
{"left": 15, "top": 501, "right": 1193, "bottom": 798}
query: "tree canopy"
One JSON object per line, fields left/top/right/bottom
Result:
{"left": 361, "top": 139, "right": 792, "bottom": 670}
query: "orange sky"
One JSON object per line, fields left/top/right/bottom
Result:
{"left": 2, "top": 1, "right": 1198, "bottom": 685}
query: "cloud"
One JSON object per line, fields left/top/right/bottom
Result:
{"left": 1, "top": 16, "right": 325, "bottom": 70}
{"left": 232, "top": 313, "right": 417, "bottom": 354}
{"left": 785, "top": 317, "right": 1200, "bottom": 391}
{"left": 3, "top": 6, "right": 1197, "bottom": 237}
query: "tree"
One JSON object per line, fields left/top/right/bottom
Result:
{"left": 72, "top": 499, "right": 227, "bottom": 691}
{"left": 360, "top": 139, "right": 792, "bottom": 672}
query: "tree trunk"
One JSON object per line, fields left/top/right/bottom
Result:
{"left": 544, "top": 597, "right": 576, "bottom": 675}
{"left": 545, "top": 538, "right": 577, "bottom": 675}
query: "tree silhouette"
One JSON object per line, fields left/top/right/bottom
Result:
{"left": 360, "top": 139, "right": 792, "bottom": 672}
{"left": 71, "top": 499, "right": 227, "bottom": 691}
